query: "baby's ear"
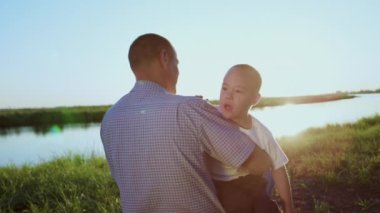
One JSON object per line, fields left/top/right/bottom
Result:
{"left": 252, "top": 93, "right": 261, "bottom": 106}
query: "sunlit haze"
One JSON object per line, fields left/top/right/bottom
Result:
{"left": 1, "top": 1, "right": 379, "bottom": 108}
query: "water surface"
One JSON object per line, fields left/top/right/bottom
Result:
{"left": 0, "top": 94, "right": 379, "bottom": 166}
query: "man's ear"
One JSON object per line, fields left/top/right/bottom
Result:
{"left": 159, "top": 48, "right": 169, "bottom": 68}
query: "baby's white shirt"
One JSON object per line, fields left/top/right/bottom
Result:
{"left": 207, "top": 115, "right": 289, "bottom": 181}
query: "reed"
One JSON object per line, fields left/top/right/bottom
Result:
{"left": 0, "top": 154, "right": 120, "bottom": 212}
{"left": 281, "top": 115, "right": 380, "bottom": 212}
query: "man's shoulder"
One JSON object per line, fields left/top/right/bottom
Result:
{"left": 169, "top": 94, "right": 207, "bottom": 105}
{"left": 165, "top": 95, "right": 220, "bottom": 120}
{"left": 175, "top": 95, "right": 217, "bottom": 111}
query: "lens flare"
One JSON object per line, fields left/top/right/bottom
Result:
{"left": 49, "top": 124, "right": 62, "bottom": 134}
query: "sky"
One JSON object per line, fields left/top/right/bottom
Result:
{"left": 1, "top": 0, "right": 379, "bottom": 108}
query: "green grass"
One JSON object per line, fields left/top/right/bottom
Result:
{"left": 281, "top": 115, "right": 380, "bottom": 212}
{"left": 282, "top": 115, "right": 380, "bottom": 189}
{"left": 0, "top": 154, "right": 120, "bottom": 212}
{"left": 0, "top": 115, "right": 379, "bottom": 212}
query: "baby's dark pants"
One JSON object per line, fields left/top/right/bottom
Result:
{"left": 214, "top": 174, "right": 280, "bottom": 213}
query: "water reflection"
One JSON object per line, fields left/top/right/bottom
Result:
{"left": 252, "top": 94, "right": 380, "bottom": 137}
{"left": 0, "top": 123, "right": 104, "bottom": 166}
{"left": 0, "top": 122, "right": 98, "bottom": 136}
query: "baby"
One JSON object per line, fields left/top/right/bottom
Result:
{"left": 208, "top": 64, "right": 294, "bottom": 213}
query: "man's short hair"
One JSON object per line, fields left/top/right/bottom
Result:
{"left": 128, "top": 33, "right": 173, "bottom": 71}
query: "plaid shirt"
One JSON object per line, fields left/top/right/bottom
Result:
{"left": 100, "top": 81, "right": 255, "bottom": 212}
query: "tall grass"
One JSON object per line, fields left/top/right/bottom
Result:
{"left": 282, "top": 115, "right": 380, "bottom": 189}
{"left": 0, "top": 154, "right": 120, "bottom": 212}
{"left": 281, "top": 115, "right": 380, "bottom": 212}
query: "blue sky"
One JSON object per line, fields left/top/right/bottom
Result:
{"left": 1, "top": 1, "right": 379, "bottom": 108}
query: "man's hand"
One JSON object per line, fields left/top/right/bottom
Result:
{"left": 239, "top": 145, "right": 272, "bottom": 176}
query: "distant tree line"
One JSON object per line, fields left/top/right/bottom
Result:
{"left": 347, "top": 88, "right": 380, "bottom": 94}
{"left": 0, "top": 106, "right": 110, "bottom": 129}
{"left": 0, "top": 90, "right": 365, "bottom": 130}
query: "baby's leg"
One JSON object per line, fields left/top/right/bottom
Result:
{"left": 214, "top": 175, "right": 268, "bottom": 213}
{"left": 253, "top": 194, "right": 280, "bottom": 213}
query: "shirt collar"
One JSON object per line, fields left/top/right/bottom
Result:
{"left": 133, "top": 80, "right": 168, "bottom": 94}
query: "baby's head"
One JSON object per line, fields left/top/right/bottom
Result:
{"left": 219, "top": 64, "right": 262, "bottom": 121}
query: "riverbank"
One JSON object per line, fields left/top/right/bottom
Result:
{"left": 0, "top": 92, "right": 355, "bottom": 129}
{"left": 0, "top": 105, "right": 110, "bottom": 130}
{"left": 281, "top": 114, "right": 380, "bottom": 212}
{"left": 209, "top": 92, "right": 355, "bottom": 107}
{"left": 1, "top": 115, "right": 379, "bottom": 212}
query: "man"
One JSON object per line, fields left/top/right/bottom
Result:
{"left": 100, "top": 33, "right": 271, "bottom": 212}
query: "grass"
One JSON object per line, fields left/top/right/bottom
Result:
{"left": 0, "top": 115, "right": 379, "bottom": 212}
{"left": 281, "top": 115, "right": 380, "bottom": 212}
{"left": 0, "top": 154, "right": 120, "bottom": 212}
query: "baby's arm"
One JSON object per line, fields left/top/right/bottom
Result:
{"left": 272, "top": 166, "right": 294, "bottom": 213}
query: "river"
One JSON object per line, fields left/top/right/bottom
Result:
{"left": 0, "top": 94, "right": 379, "bottom": 167}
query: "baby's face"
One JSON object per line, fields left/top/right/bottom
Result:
{"left": 219, "top": 68, "right": 257, "bottom": 121}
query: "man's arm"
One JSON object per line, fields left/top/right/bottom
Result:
{"left": 239, "top": 145, "right": 273, "bottom": 175}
